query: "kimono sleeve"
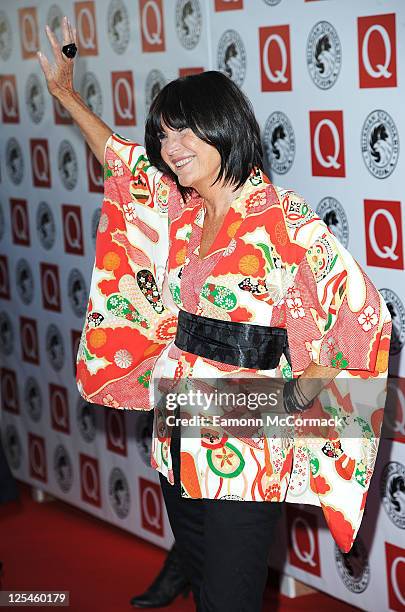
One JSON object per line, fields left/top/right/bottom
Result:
{"left": 284, "top": 202, "right": 392, "bottom": 375}
{"left": 75, "top": 133, "right": 176, "bottom": 410}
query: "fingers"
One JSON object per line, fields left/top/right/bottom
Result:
{"left": 62, "top": 15, "right": 70, "bottom": 46}
{"left": 36, "top": 51, "right": 52, "bottom": 80}
{"left": 45, "top": 24, "right": 62, "bottom": 61}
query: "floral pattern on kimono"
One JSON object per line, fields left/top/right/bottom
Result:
{"left": 76, "top": 134, "right": 391, "bottom": 553}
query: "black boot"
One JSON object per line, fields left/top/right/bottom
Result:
{"left": 130, "top": 544, "right": 191, "bottom": 608}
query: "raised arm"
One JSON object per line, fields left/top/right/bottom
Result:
{"left": 37, "top": 15, "right": 112, "bottom": 164}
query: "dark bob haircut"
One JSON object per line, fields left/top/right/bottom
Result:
{"left": 144, "top": 71, "right": 263, "bottom": 197}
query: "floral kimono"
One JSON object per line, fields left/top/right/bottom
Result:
{"left": 76, "top": 133, "right": 392, "bottom": 553}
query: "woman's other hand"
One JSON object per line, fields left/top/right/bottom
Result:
{"left": 37, "top": 16, "right": 77, "bottom": 100}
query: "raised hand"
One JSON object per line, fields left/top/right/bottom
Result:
{"left": 37, "top": 15, "right": 78, "bottom": 100}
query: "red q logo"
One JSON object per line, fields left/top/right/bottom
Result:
{"left": 358, "top": 14, "right": 397, "bottom": 88}
{"left": 1, "top": 368, "right": 19, "bottom": 414}
{"left": 86, "top": 143, "right": 103, "bottom": 193}
{"left": 40, "top": 263, "right": 61, "bottom": 311}
{"left": 74, "top": 1, "right": 99, "bottom": 56}
{"left": 20, "top": 317, "right": 39, "bottom": 365}
{"left": 139, "top": 0, "right": 165, "bottom": 53}
{"left": 111, "top": 71, "right": 136, "bottom": 126}
{"left": 178, "top": 67, "right": 204, "bottom": 77}
{"left": 106, "top": 409, "right": 127, "bottom": 456}
{"left": 286, "top": 507, "right": 321, "bottom": 576}
{"left": 215, "top": 0, "right": 243, "bottom": 10}
{"left": 0, "top": 256, "right": 10, "bottom": 300}
{"left": 30, "top": 140, "right": 51, "bottom": 188}
{"left": 309, "top": 111, "right": 345, "bottom": 177}
{"left": 385, "top": 542, "right": 405, "bottom": 611}
{"left": 18, "top": 7, "right": 39, "bottom": 59}
{"left": 28, "top": 434, "right": 47, "bottom": 482}
{"left": 139, "top": 477, "right": 164, "bottom": 536}
{"left": 0, "top": 76, "right": 20, "bottom": 124}
{"left": 259, "top": 26, "right": 292, "bottom": 92}
{"left": 62, "top": 205, "right": 84, "bottom": 256}
{"left": 49, "top": 384, "right": 70, "bottom": 434}
{"left": 364, "top": 200, "right": 403, "bottom": 270}
{"left": 10, "top": 199, "right": 30, "bottom": 247}
{"left": 53, "top": 98, "right": 73, "bottom": 125}
{"left": 80, "top": 454, "right": 101, "bottom": 507}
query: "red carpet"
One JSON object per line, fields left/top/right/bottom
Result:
{"left": 0, "top": 484, "right": 358, "bottom": 611}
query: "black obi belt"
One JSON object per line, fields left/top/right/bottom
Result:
{"left": 174, "top": 310, "right": 291, "bottom": 370}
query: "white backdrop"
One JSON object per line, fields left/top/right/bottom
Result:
{"left": 0, "top": 1, "right": 404, "bottom": 610}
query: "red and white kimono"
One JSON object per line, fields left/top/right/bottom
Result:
{"left": 76, "top": 134, "right": 392, "bottom": 553}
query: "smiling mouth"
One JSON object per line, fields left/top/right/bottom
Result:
{"left": 174, "top": 156, "right": 194, "bottom": 170}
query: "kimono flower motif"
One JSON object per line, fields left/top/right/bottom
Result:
{"left": 286, "top": 297, "right": 305, "bottom": 319}
{"left": 322, "top": 336, "right": 338, "bottom": 358}
{"left": 285, "top": 286, "right": 300, "bottom": 299}
{"left": 114, "top": 349, "right": 133, "bottom": 368}
{"left": 138, "top": 369, "right": 151, "bottom": 388}
{"left": 123, "top": 201, "right": 137, "bottom": 223}
{"left": 331, "top": 351, "right": 348, "bottom": 369}
{"left": 103, "top": 393, "right": 120, "bottom": 408}
{"left": 214, "top": 447, "right": 235, "bottom": 468}
{"left": 113, "top": 159, "right": 123, "bottom": 176}
{"left": 358, "top": 305, "right": 378, "bottom": 331}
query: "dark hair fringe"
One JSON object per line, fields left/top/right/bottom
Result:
{"left": 144, "top": 71, "right": 263, "bottom": 201}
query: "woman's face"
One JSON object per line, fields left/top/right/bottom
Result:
{"left": 159, "top": 122, "right": 221, "bottom": 191}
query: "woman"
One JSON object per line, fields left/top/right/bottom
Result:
{"left": 38, "top": 17, "right": 391, "bottom": 612}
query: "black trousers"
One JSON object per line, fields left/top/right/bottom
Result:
{"left": 158, "top": 418, "right": 283, "bottom": 612}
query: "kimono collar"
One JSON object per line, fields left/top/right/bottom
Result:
{"left": 187, "top": 167, "right": 271, "bottom": 260}
{"left": 192, "top": 167, "right": 270, "bottom": 223}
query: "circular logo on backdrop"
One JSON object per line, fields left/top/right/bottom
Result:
{"left": 316, "top": 197, "right": 349, "bottom": 247}
{"left": 68, "top": 269, "right": 88, "bottom": 318}
{"left": 176, "top": 0, "right": 202, "bottom": 50}
{"left": 91, "top": 207, "right": 102, "bottom": 249}
{"left": 0, "top": 10, "right": 12, "bottom": 60}
{"left": 46, "top": 324, "right": 65, "bottom": 371}
{"left": 306, "top": 21, "right": 342, "bottom": 89}
{"left": 0, "top": 202, "right": 5, "bottom": 241}
{"left": 0, "top": 311, "right": 14, "bottom": 355}
{"left": 24, "top": 377, "right": 42, "bottom": 422}
{"left": 380, "top": 461, "right": 405, "bottom": 529}
{"left": 361, "top": 110, "right": 399, "bottom": 179}
{"left": 6, "top": 138, "right": 24, "bottom": 185}
{"left": 109, "top": 467, "right": 130, "bottom": 518}
{"left": 145, "top": 69, "right": 166, "bottom": 112}
{"left": 263, "top": 111, "right": 295, "bottom": 175}
{"left": 107, "top": 0, "right": 130, "bottom": 54}
{"left": 36, "top": 202, "right": 56, "bottom": 250}
{"left": 47, "top": 4, "right": 63, "bottom": 39}
{"left": 4, "top": 425, "right": 22, "bottom": 470}
{"left": 54, "top": 445, "right": 73, "bottom": 492}
{"left": 16, "top": 258, "right": 34, "bottom": 305}
{"left": 335, "top": 538, "right": 370, "bottom": 593}
{"left": 134, "top": 411, "right": 154, "bottom": 466}
{"left": 77, "top": 398, "right": 97, "bottom": 443}
{"left": 80, "top": 72, "right": 103, "bottom": 117}
{"left": 379, "top": 288, "right": 405, "bottom": 355}
{"left": 58, "top": 140, "right": 78, "bottom": 190}
{"left": 25, "top": 74, "right": 45, "bottom": 124}
{"left": 262, "top": 0, "right": 282, "bottom": 5}
{"left": 217, "top": 30, "right": 246, "bottom": 87}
